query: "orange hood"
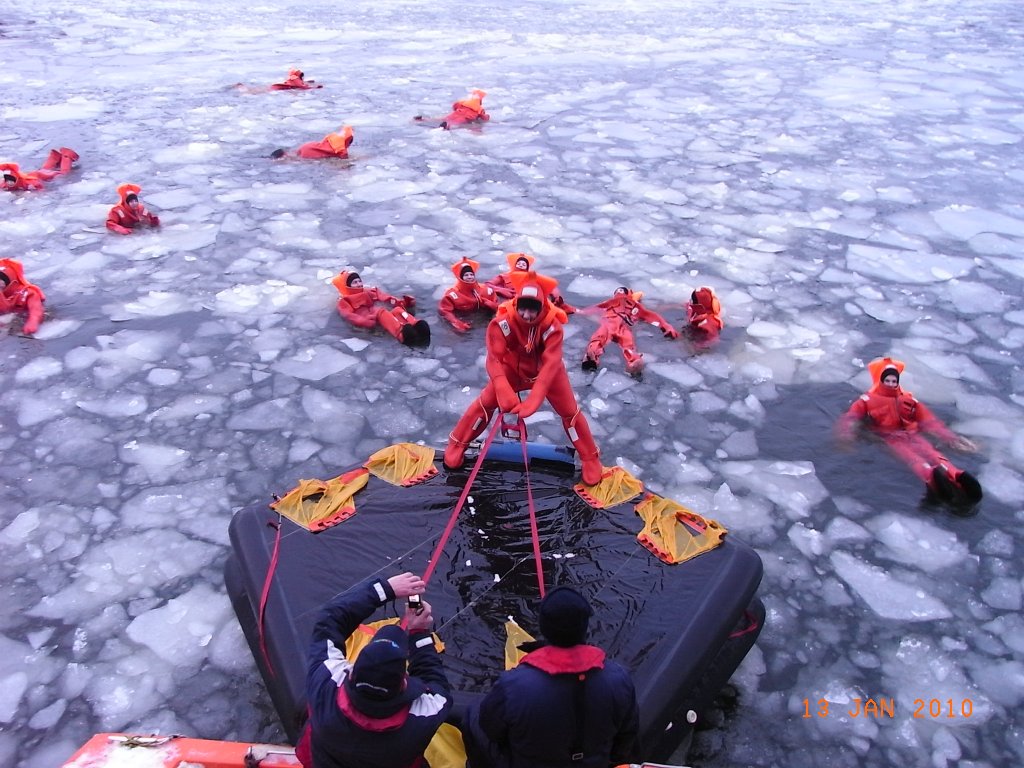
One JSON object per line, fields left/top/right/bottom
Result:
{"left": 692, "top": 286, "right": 721, "bottom": 315}
{"left": 451, "top": 257, "right": 480, "bottom": 283}
{"left": 117, "top": 183, "right": 142, "bottom": 205}
{"left": 0, "top": 257, "right": 29, "bottom": 287}
{"left": 454, "top": 89, "right": 486, "bottom": 113}
{"left": 505, "top": 252, "right": 535, "bottom": 272}
{"left": 867, "top": 357, "right": 905, "bottom": 387}
{"left": 332, "top": 271, "right": 364, "bottom": 297}
{"left": 326, "top": 126, "right": 354, "bottom": 155}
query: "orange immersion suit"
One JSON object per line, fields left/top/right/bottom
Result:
{"left": 583, "top": 289, "right": 678, "bottom": 375}
{"left": 333, "top": 271, "right": 427, "bottom": 346}
{"left": 1, "top": 148, "right": 79, "bottom": 191}
{"left": 443, "top": 271, "right": 602, "bottom": 485}
{"left": 438, "top": 257, "right": 500, "bottom": 332}
{"left": 487, "top": 252, "right": 576, "bottom": 313}
{"left": 271, "top": 69, "right": 321, "bottom": 90}
{"left": 295, "top": 126, "right": 354, "bottom": 159}
{"left": 0, "top": 258, "right": 46, "bottom": 335}
{"left": 443, "top": 89, "right": 490, "bottom": 126}
{"left": 106, "top": 184, "right": 160, "bottom": 234}
{"left": 686, "top": 286, "right": 723, "bottom": 344}
{"left": 836, "top": 357, "right": 980, "bottom": 502}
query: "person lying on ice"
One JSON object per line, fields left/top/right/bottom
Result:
{"left": 106, "top": 184, "right": 160, "bottom": 235}
{"left": 1, "top": 147, "right": 79, "bottom": 191}
{"left": 271, "top": 68, "right": 322, "bottom": 90}
{"left": 443, "top": 270, "right": 603, "bottom": 485}
{"left": 271, "top": 125, "right": 354, "bottom": 160}
{"left": 487, "top": 252, "right": 577, "bottom": 315}
{"left": 685, "top": 285, "right": 723, "bottom": 346}
{"left": 836, "top": 357, "right": 982, "bottom": 507}
{"left": 0, "top": 258, "right": 46, "bottom": 336}
{"left": 333, "top": 271, "right": 430, "bottom": 347}
{"left": 414, "top": 88, "right": 490, "bottom": 130}
{"left": 297, "top": 571, "right": 452, "bottom": 768}
{"left": 438, "top": 257, "right": 500, "bottom": 332}
{"left": 581, "top": 286, "right": 678, "bottom": 376}
{"left": 462, "top": 586, "right": 641, "bottom": 768}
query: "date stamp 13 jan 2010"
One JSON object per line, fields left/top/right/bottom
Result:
{"left": 802, "top": 698, "right": 975, "bottom": 720}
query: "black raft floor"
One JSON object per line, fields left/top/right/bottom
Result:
{"left": 226, "top": 447, "right": 764, "bottom": 761}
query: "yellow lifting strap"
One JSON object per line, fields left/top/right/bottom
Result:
{"left": 503, "top": 619, "right": 536, "bottom": 670}
{"left": 424, "top": 723, "right": 468, "bottom": 768}
{"left": 574, "top": 465, "right": 644, "bottom": 509}
{"left": 270, "top": 467, "right": 369, "bottom": 531}
{"left": 365, "top": 443, "right": 439, "bottom": 487}
{"left": 634, "top": 492, "right": 728, "bottom": 564}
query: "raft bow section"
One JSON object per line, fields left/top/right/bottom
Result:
{"left": 226, "top": 441, "right": 764, "bottom": 761}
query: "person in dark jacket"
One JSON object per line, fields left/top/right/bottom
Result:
{"left": 297, "top": 572, "right": 453, "bottom": 768}
{"left": 463, "top": 586, "right": 640, "bottom": 768}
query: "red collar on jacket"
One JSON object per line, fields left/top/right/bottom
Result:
{"left": 521, "top": 644, "right": 606, "bottom": 674}
{"left": 335, "top": 685, "right": 410, "bottom": 732}
{"left": 868, "top": 384, "right": 901, "bottom": 399}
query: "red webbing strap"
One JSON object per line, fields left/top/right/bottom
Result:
{"left": 422, "top": 417, "right": 504, "bottom": 584}
{"left": 257, "top": 516, "right": 283, "bottom": 678}
{"left": 518, "top": 425, "right": 546, "bottom": 597}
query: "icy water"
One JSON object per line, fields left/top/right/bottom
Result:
{"left": 1, "top": 0, "right": 1022, "bottom": 766}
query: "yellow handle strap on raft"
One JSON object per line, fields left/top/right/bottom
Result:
{"left": 574, "top": 465, "right": 644, "bottom": 509}
{"left": 634, "top": 492, "right": 727, "bottom": 564}
{"left": 365, "top": 443, "right": 439, "bottom": 487}
{"left": 269, "top": 468, "right": 369, "bottom": 531}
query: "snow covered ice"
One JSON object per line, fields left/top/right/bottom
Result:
{"left": 2, "top": 0, "right": 1023, "bottom": 766}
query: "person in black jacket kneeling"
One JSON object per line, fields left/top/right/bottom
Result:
{"left": 297, "top": 572, "right": 452, "bottom": 768}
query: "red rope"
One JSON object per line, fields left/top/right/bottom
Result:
{"left": 257, "top": 517, "right": 283, "bottom": 678}
{"left": 516, "top": 421, "right": 546, "bottom": 597}
{"left": 422, "top": 416, "right": 504, "bottom": 584}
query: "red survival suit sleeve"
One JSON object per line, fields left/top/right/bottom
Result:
{"left": 21, "top": 287, "right": 45, "bottom": 334}
{"left": 913, "top": 401, "right": 958, "bottom": 443}
{"left": 438, "top": 288, "right": 471, "bottom": 332}
{"left": 106, "top": 205, "right": 133, "bottom": 235}
{"left": 635, "top": 304, "right": 678, "bottom": 338}
{"left": 835, "top": 396, "right": 868, "bottom": 441}
{"left": 485, "top": 319, "right": 520, "bottom": 412}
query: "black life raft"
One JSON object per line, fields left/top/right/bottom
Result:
{"left": 226, "top": 441, "right": 764, "bottom": 761}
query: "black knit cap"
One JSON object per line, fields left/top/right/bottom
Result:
{"left": 346, "top": 272, "right": 361, "bottom": 286}
{"left": 459, "top": 263, "right": 475, "bottom": 278}
{"left": 345, "top": 624, "right": 423, "bottom": 718}
{"left": 538, "top": 586, "right": 593, "bottom": 647}
{"left": 881, "top": 366, "right": 900, "bottom": 383}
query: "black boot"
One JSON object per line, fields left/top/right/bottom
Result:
{"left": 953, "top": 470, "right": 983, "bottom": 507}
{"left": 928, "top": 466, "right": 956, "bottom": 503}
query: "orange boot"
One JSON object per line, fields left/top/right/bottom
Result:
{"left": 444, "top": 398, "right": 495, "bottom": 469}
{"left": 562, "top": 407, "right": 602, "bottom": 485}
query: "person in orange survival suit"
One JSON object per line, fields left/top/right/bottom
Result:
{"left": 106, "top": 184, "right": 160, "bottom": 235}
{"left": 581, "top": 287, "right": 678, "bottom": 376}
{"left": 438, "top": 257, "right": 500, "bottom": 333}
{"left": 487, "top": 252, "right": 577, "bottom": 315}
{"left": 0, "top": 258, "right": 46, "bottom": 335}
{"left": 414, "top": 89, "right": 490, "bottom": 130}
{"left": 443, "top": 271, "right": 603, "bottom": 486}
{"left": 2, "top": 147, "right": 79, "bottom": 191}
{"left": 835, "top": 357, "right": 982, "bottom": 507}
{"left": 271, "top": 125, "right": 353, "bottom": 160}
{"left": 333, "top": 271, "right": 430, "bottom": 347}
{"left": 271, "top": 68, "right": 322, "bottom": 90}
{"left": 685, "top": 286, "right": 723, "bottom": 346}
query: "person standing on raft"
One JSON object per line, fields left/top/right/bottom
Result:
{"left": 333, "top": 271, "right": 430, "bottom": 347}
{"left": 835, "top": 357, "right": 982, "bottom": 507}
{"left": 443, "top": 270, "right": 603, "bottom": 486}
